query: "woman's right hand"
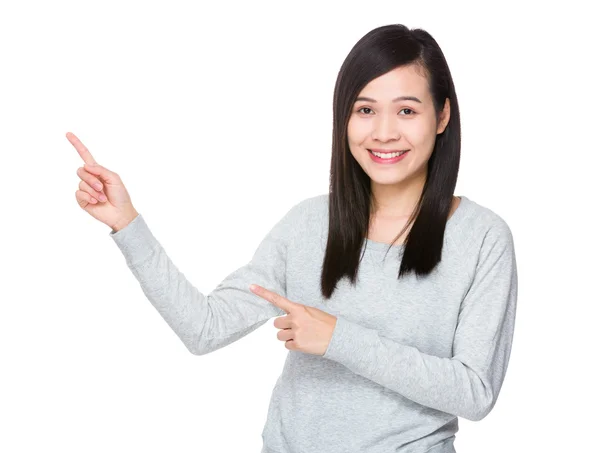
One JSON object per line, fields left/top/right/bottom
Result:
{"left": 67, "top": 131, "right": 139, "bottom": 232}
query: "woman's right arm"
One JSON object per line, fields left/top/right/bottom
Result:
{"left": 67, "top": 131, "right": 306, "bottom": 356}
{"left": 109, "top": 200, "right": 307, "bottom": 356}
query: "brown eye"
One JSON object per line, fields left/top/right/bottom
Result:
{"left": 400, "top": 108, "right": 414, "bottom": 115}
{"left": 358, "top": 107, "right": 373, "bottom": 114}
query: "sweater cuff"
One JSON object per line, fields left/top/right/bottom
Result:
{"left": 109, "top": 213, "right": 159, "bottom": 267}
{"left": 323, "top": 315, "right": 377, "bottom": 365}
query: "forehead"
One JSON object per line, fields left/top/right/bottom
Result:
{"left": 356, "top": 65, "right": 429, "bottom": 101}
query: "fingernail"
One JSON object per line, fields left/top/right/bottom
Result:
{"left": 99, "top": 194, "right": 107, "bottom": 202}
{"left": 94, "top": 183, "right": 102, "bottom": 190}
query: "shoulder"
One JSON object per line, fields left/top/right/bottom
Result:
{"left": 274, "top": 193, "right": 328, "bottom": 238}
{"left": 302, "top": 192, "right": 329, "bottom": 207}
{"left": 287, "top": 192, "right": 328, "bottom": 216}
{"left": 457, "top": 196, "right": 515, "bottom": 257}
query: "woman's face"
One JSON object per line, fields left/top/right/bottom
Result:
{"left": 347, "top": 64, "right": 450, "bottom": 191}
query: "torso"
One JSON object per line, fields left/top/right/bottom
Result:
{"left": 367, "top": 196, "right": 461, "bottom": 246}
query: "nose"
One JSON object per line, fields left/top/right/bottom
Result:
{"left": 371, "top": 114, "right": 401, "bottom": 142}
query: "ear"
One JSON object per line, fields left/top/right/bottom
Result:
{"left": 436, "top": 98, "right": 451, "bottom": 134}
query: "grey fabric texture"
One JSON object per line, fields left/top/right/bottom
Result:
{"left": 110, "top": 193, "right": 518, "bottom": 453}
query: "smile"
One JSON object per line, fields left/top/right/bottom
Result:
{"left": 367, "top": 149, "right": 410, "bottom": 164}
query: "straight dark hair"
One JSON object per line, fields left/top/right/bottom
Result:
{"left": 321, "top": 24, "right": 461, "bottom": 300}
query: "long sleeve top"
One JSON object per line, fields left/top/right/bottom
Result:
{"left": 109, "top": 193, "right": 518, "bottom": 453}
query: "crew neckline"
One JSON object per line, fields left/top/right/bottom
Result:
{"left": 365, "top": 196, "right": 469, "bottom": 253}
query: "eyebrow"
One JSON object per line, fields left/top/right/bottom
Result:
{"left": 355, "top": 96, "right": 422, "bottom": 104}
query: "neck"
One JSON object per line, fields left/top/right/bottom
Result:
{"left": 370, "top": 175, "right": 425, "bottom": 217}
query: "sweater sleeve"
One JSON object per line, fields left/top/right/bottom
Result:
{"left": 322, "top": 221, "right": 518, "bottom": 421}
{"left": 109, "top": 202, "right": 304, "bottom": 356}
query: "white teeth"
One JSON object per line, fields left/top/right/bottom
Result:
{"left": 370, "top": 150, "right": 407, "bottom": 158}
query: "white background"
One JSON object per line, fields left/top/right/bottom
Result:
{"left": 1, "top": 1, "right": 598, "bottom": 451}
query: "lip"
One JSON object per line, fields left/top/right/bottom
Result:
{"left": 367, "top": 148, "right": 410, "bottom": 164}
{"left": 369, "top": 149, "right": 409, "bottom": 153}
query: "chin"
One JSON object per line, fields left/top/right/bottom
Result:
{"left": 371, "top": 176, "right": 408, "bottom": 186}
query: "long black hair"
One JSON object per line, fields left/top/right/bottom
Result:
{"left": 321, "top": 24, "right": 461, "bottom": 300}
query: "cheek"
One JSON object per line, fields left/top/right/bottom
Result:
{"left": 405, "top": 122, "right": 434, "bottom": 146}
{"left": 347, "top": 117, "right": 368, "bottom": 143}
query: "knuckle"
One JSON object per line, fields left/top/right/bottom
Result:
{"left": 79, "top": 180, "right": 98, "bottom": 197}
{"left": 78, "top": 168, "right": 90, "bottom": 182}
{"left": 79, "top": 180, "right": 91, "bottom": 192}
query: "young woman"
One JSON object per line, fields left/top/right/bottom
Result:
{"left": 70, "top": 23, "right": 518, "bottom": 453}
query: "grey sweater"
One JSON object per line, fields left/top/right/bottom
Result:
{"left": 110, "top": 193, "right": 518, "bottom": 453}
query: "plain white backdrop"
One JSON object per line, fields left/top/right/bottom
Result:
{"left": 1, "top": 1, "right": 598, "bottom": 451}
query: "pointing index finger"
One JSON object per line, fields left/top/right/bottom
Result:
{"left": 66, "top": 132, "right": 97, "bottom": 165}
{"left": 250, "top": 284, "right": 294, "bottom": 314}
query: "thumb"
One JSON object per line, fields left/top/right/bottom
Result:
{"left": 84, "top": 163, "right": 120, "bottom": 184}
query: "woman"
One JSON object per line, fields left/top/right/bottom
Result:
{"left": 70, "top": 24, "right": 518, "bottom": 453}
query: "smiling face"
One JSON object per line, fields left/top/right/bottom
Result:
{"left": 347, "top": 64, "right": 450, "bottom": 205}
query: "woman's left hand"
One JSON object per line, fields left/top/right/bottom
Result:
{"left": 249, "top": 284, "right": 337, "bottom": 356}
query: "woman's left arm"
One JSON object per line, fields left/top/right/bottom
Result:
{"left": 323, "top": 223, "right": 518, "bottom": 422}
